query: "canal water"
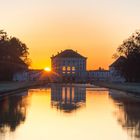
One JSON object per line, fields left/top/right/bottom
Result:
{"left": 0, "top": 84, "right": 140, "bottom": 140}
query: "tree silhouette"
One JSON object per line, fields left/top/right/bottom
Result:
{"left": 0, "top": 92, "right": 28, "bottom": 132}
{"left": 114, "top": 30, "right": 140, "bottom": 82}
{"left": 0, "top": 30, "right": 30, "bottom": 80}
{"left": 109, "top": 90, "right": 140, "bottom": 139}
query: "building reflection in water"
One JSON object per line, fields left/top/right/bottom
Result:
{"left": 0, "top": 91, "right": 28, "bottom": 133}
{"left": 51, "top": 84, "right": 86, "bottom": 113}
{"left": 109, "top": 90, "right": 140, "bottom": 140}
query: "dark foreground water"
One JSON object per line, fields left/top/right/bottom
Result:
{"left": 0, "top": 84, "right": 140, "bottom": 140}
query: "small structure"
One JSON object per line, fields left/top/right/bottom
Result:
{"left": 51, "top": 49, "right": 87, "bottom": 82}
{"left": 0, "top": 56, "right": 28, "bottom": 81}
{"left": 87, "top": 68, "right": 110, "bottom": 82}
{"left": 109, "top": 56, "right": 125, "bottom": 82}
{"left": 13, "top": 69, "right": 45, "bottom": 81}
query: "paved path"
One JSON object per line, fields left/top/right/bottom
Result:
{"left": 94, "top": 82, "right": 140, "bottom": 94}
{"left": 0, "top": 81, "right": 43, "bottom": 94}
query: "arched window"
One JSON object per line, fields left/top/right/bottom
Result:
{"left": 62, "top": 66, "right": 66, "bottom": 71}
{"left": 67, "top": 66, "right": 71, "bottom": 71}
{"left": 72, "top": 66, "right": 75, "bottom": 71}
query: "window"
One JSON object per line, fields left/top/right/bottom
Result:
{"left": 62, "top": 66, "right": 66, "bottom": 71}
{"left": 73, "top": 60, "right": 75, "bottom": 64}
{"left": 68, "top": 60, "right": 70, "bottom": 64}
{"left": 67, "top": 66, "right": 71, "bottom": 71}
{"left": 72, "top": 66, "right": 75, "bottom": 71}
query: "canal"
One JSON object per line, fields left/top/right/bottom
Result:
{"left": 0, "top": 84, "right": 140, "bottom": 140}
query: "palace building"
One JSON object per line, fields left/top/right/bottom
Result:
{"left": 13, "top": 49, "right": 125, "bottom": 83}
{"left": 51, "top": 49, "right": 87, "bottom": 82}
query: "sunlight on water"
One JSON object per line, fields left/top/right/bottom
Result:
{"left": 0, "top": 84, "right": 140, "bottom": 140}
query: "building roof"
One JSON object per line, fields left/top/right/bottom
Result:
{"left": 109, "top": 56, "right": 126, "bottom": 67}
{"left": 88, "top": 70, "right": 109, "bottom": 72}
{"left": 51, "top": 49, "right": 87, "bottom": 59}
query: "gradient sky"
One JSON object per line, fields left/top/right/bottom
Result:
{"left": 1, "top": 0, "right": 140, "bottom": 70}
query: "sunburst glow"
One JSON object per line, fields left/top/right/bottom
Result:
{"left": 44, "top": 67, "right": 51, "bottom": 72}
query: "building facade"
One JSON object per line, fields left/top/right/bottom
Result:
{"left": 87, "top": 68, "right": 110, "bottom": 82}
{"left": 13, "top": 69, "right": 46, "bottom": 81}
{"left": 109, "top": 56, "right": 125, "bottom": 82}
{"left": 51, "top": 49, "right": 87, "bottom": 82}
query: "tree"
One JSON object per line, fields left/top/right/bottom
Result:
{"left": 0, "top": 30, "right": 30, "bottom": 81}
{"left": 114, "top": 30, "right": 140, "bottom": 82}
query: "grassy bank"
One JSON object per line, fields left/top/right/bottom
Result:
{"left": 94, "top": 82, "right": 140, "bottom": 94}
{"left": 0, "top": 81, "right": 47, "bottom": 97}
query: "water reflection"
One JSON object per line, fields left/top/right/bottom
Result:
{"left": 0, "top": 91, "right": 28, "bottom": 133}
{"left": 51, "top": 84, "right": 86, "bottom": 113}
{"left": 109, "top": 90, "right": 140, "bottom": 139}
{"left": 1, "top": 85, "right": 140, "bottom": 140}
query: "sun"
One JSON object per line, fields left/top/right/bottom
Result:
{"left": 44, "top": 67, "right": 51, "bottom": 72}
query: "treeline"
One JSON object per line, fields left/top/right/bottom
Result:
{"left": 114, "top": 30, "right": 140, "bottom": 82}
{"left": 0, "top": 30, "right": 30, "bottom": 81}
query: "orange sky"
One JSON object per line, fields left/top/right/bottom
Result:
{"left": 1, "top": 0, "right": 140, "bottom": 70}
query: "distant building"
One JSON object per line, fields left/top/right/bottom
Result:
{"left": 13, "top": 69, "right": 45, "bottom": 81}
{"left": 109, "top": 56, "right": 125, "bottom": 82}
{"left": 0, "top": 56, "right": 28, "bottom": 81}
{"left": 87, "top": 68, "right": 110, "bottom": 82}
{"left": 51, "top": 49, "right": 87, "bottom": 82}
